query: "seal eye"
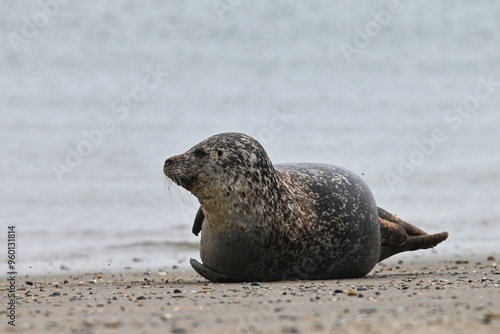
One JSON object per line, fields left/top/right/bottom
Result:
{"left": 194, "top": 148, "right": 208, "bottom": 158}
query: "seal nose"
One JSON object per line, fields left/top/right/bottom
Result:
{"left": 163, "top": 157, "right": 174, "bottom": 173}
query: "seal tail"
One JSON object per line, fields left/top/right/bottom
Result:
{"left": 377, "top": 207, "right": 449, "bottom": 262}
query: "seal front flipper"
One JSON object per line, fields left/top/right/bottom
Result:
{"left": 192, "top": 206, "right": 204, "bottom": 236}
{"left": 189, "top": 258, "right": 242, "bottom": 283}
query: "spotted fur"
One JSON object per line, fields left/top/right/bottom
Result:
{"left": 164, "top": 133, "right": 448, "bottom": 282}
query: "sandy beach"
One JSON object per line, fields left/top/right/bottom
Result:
{"left": 2, "top": 253, "right": 499, "bottom": 334}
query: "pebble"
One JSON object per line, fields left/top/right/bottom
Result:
{"left": 359, "top": 307, "right": 377, "bottom": 315}
{"left": 103, "top": 320, "right": 122, "bottom": 328}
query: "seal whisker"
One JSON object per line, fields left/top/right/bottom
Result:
{"left": 163, "top": 177, "right": 177, "bottom": 202}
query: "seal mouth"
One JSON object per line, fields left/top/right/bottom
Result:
{"left": 167, "top": 173, "right": 198, "bottom": 191}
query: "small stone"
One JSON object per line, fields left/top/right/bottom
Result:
{"left": 26, "top": 281, "right": 34, "bottom": 286}
{"left": 359, "top": 307, "right": 377, "bottom": 315}
{"left": 136, "top": 296, "right": 147, "bottom": 300}
{"left": 346, "top": 290, "right": 357, "bottom": 296}
{"left": 250, "top": 282, "right": 262, "bottom": 286}
{"left": 173, "top": 289, "right": 182, "bottom": 293}
{"left": 88, "top": 279, "right": 97, "bottom": 284}
{"left": 104, "top": 320, "right": 122, "bottom": 329}
{"left": 281, "top": 326, "right": 299, "bottom": 333}
{"left": 487, "top": 255, "right": 495, "bottom": 261}
{"left": 484, "top": 311, "right": 500, "bottom": 321}
{"left": 334, "top": 289, "right": 343, "bottom": 294}
{"left": 49, "top": 291, "right": 61, "bottom": 297}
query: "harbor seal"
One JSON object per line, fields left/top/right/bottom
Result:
{"left": 163, "top": 132, "right": 448, "bottom": 282}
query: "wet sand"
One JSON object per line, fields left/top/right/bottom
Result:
{"left": 2, "top": 254, "right": 500, "bottom": 334}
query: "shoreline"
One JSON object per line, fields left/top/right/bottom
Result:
{"left": 2, "top": 253, "right": 499, "bottom": 333}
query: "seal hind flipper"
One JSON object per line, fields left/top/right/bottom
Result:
{"left": 379, "top": 217, "right": 408, "bottom": 246}
{"left": 378, "top": 207, "right": 428, "bottom": 236}
{"left": 378, "top": 231, "right": 449, "bottom": 262}
{"left": 192, "top": 206, "right": 204, "bottom": 236}
{"left": 189, "top": 258, "right": 242, "bottom": 283}
{"left": 377, "top": 207, "right": 448, "bottom": 262}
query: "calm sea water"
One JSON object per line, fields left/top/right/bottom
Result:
{"left": 1, "top": 1, "right": 499, "bottom": 274}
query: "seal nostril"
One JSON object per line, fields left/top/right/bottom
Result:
{"left": 164, "top": 158, "right": 174, "bottom": 167}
